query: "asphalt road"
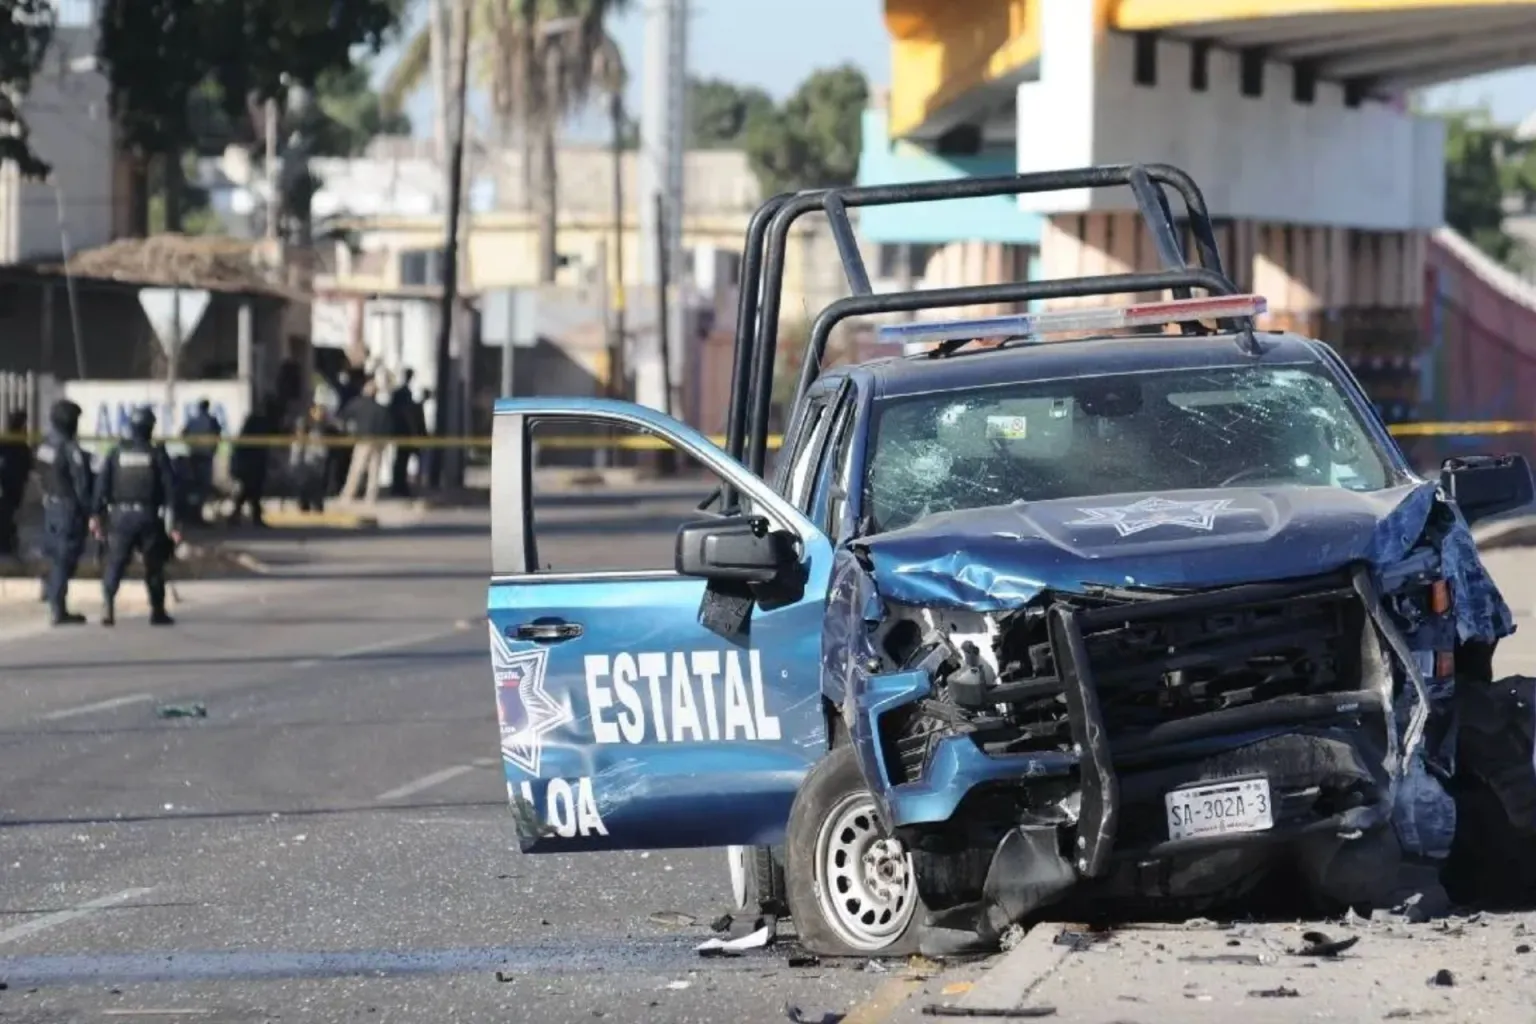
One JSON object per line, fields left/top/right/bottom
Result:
{"left": 7, "top": 497, "right": 1536, "bottom": 1023}
{"left": 0, "top": 500, "right": 889, "bottom": 1024}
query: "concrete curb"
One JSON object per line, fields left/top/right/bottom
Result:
{"left": 923, "top": 925, "right": 1075, "bottom": 1019}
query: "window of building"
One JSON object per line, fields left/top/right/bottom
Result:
{"left": 1134, "top": 33, "right": 1158, "bottom": 87}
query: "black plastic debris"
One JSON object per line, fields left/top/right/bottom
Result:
{"left": 784, "top": 1002, "right": 844, "bottom": 1024}
{"left": 697, "top": 946, "right": 742, "bottom": 960}
{"left": 1429, "top": 969, "right": 1455, "bottom": 988}
{"left": 1291, "top": 931, "right": 1360, "bottom": 957}
{"left": 787, "top": 953, "right": 821, "bottom": 968}
{"left": 1249, "top": 986, "right": 1301, "bottom": 999}
{"left": 155, "top": 703, "right": 207, "bottom": 719}
{"left": 709, "top": 913, "right": 734, "bottom": 934}
{"left": 494, "top": 971, "right": 514, "bottom": 983}
{"left": 919, "top": 1006, "right": 1057, "bottom": 1018}
{"left": 1053, "top": 929, "right": 1108, "bottom": 952}
{"left": 648, "top": 911, "right": 696, "bottom": 928}
{"left": 1518, "top": 944, "right": 1532, "bottom": 955}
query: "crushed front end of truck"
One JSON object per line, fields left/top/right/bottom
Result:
{"left": 826, "top": 480, "right": 1515, "bottom": 948}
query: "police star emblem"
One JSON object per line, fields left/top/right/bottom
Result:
{"left": 1065, "top": 495, "right": 1243, "bottom": 538}
{"left": 489, "top": 624, "right": 573, "bottom": 776}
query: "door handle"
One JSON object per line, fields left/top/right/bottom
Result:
{"left": 510, "top": 622, "right": 584, "bottom": 642}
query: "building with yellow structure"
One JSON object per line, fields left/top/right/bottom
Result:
{"left": 859, "top": 0, "right": 1536, "bottom": 431}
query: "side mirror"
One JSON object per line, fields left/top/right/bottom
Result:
{"left": 1441, "top": 454, "right": 1536, "bottom": 526}
{"left": 675, "top": 515, "right": 796, "bottom": 584}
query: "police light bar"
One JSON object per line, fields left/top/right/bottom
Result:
{"left": 876, "top": 293, "right": 1268, "bottom": 347}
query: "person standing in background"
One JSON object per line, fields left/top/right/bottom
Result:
{"left": 181, "top": 398, "right": 222, "bottom": 525}
{"left": 91, "top": 406, "right": 180, "bottom": 627}
{"left": 34, "top": 400, "right": 92, "bottom": 626}
{"left": 339, "top": 380, "right": 389, "bottom": 505}
{"left": 388, "top": 368, "right": 419, "bottom": 498}
{"left": 229, "top": 396, "right": 277, "bottom": 527}
{"left": 0, "top": 410, "right": 32, "bottom": 557}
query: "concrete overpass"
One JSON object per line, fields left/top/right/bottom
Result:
{"left": 858, "top": 0, "right": 1536, "bottom": 432}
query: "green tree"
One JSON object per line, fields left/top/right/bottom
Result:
{"left": 0, "top": 0, "right": 57, "bottom": 178}
{"left": 382, "top": 0, "right": 631, "bottom": 283}
{"left": 98, "top": 0, "right": 406, "bottom": 232}
{"left": 311, "top": 61, "right": 413, "bottom": 156}
{"left": 745, "top": 64, "right": 867, "bottom": 195}
{"left": 688, "top": 76, "right": 772, "bottom": 149}
{"left": 1442, "top": 109, "right": 1522, "bottom": 265}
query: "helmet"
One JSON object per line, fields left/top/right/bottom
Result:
{"left": 49, "top": 399, "right": 81, "bottom": 438}
{"left": 128, "top": 405, "right": 156, "bottom": 442}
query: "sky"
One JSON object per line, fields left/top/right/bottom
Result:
{"left": 384, "top": 0, "right": 1535, "bottom": 140}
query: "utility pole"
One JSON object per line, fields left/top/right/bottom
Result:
{"left": 431, "top": 0, "right": 472, "bottom": 490}
{"left": 636, "top": 0, "right": 687, "bottom": 416}
{"left": 609, "top": 85, "right": 626, "bottom": 400}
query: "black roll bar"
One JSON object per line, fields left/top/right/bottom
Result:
{"left": 792, "top": 268, "right": 1246, "bottom": 415}
{"left": 729, "top": 163, "right": 1233, "bottom": 477}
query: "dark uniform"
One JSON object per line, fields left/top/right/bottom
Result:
{"left": 0, "top": 410, "right": 32, "bottom": 557}
{"left": 92, "top": 406, "right": 179, "bottom": 627}
{"left": 34, "top": 400, "right": 92, "bottom": 625}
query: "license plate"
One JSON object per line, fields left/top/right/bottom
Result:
{"left": 1164, "top": 777, "right": 1273, "bottom": 841}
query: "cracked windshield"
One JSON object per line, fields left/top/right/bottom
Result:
{"left": 865, "top": 365, "right": 1395, "bottom": 533}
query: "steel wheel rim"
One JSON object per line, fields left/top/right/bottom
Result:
{"left": 812, "top": 791, "right": 916, "bottom": 951}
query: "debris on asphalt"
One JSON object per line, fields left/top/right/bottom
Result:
{"left": 697, "top": 945, "right": 742, "bottom": 960}
{"left": 494, "top": 971, "right": 514, "bottom": 983}
{"left": 665, "top": 980, "right": 691, "bottom": 991}
{"left": 786, "top": 953, "right": 820, "bottom": 968}
{"left": 999, "top": 924, "right": 1027, "bottom": 951}
{"left": 1429, "top": 969, "right": 1455, "bottom": 988}
{"left": 1291, "top": 931, "right": 1360, "bottom": 957}
{"left": 783, "top": 1003, "right": 844, "bottom": 1024}
{"left": 155, "top": 703, "right": 207, "bottom": 719}
{"left": 1181, "top": 953, "right": 1271, "bottom": 966}
{"left": 1249, "top": 986, "right": 1301, "bottom": 999}
{"left": 648, "top": 911, "right": 696, "bottom": 928}
{"left": 695, "top": 921, "right": 774, "bottom": 956}
{"left": 919, "top": 1005, "right": 1057, "bottom": 1018}
{"left": 1054, "top": 928, "right": 1109, "bottom": 952}
{"left": 1518, "top": 944, "right": 1532, "bottom": 954}
{"left": 709, "top": 913, "right": 734, "bottom": 934}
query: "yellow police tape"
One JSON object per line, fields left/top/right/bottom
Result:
{"left": 1, "top": 421, "right": 1534, "bottom": 449}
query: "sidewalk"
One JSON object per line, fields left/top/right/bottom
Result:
{"left": 884, "top": 913, "right": 1534, "bottom": 1023}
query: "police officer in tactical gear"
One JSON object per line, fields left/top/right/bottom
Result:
{"left": 91, "top": 406, "right": 181, "bottom": 627}
{"left": 35, "top": 399, "right": 93, "bottom": 625}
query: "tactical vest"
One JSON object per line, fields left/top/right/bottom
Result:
{"left": 33, "top": 439, "right": 73, "bottom": 502}
{"left": 110, "top": 448, "right": 159, "bottom": 505}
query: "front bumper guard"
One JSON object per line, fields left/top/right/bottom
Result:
{"left": 1048, "top": 568, "right": 1403, "bottom": 879}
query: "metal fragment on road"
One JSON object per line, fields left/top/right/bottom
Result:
{"left": 919, "top": 1005, "right": 1057, "bottom": 1018}
{"left": 695, "top": 923, "right": 773, "bottom": 956}
{"left": 1292, "top": 931, "right": 1360, "bottom": 957}
{"left": 155, "top": 703, "right": 207, "bottom": 719}
{"left": 648, "top": 911, "right": 696, "bottom": 928}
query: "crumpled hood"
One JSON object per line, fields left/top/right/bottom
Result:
{"left": 852, "top": 482, "right": 1440, "bottom": 611}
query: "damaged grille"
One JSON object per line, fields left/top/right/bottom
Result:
{"left": 877, "top": 572, "right": 1370, "bottom": 783}
{"left": 1077, "top": 579, "right": 1363, "bottom": 736}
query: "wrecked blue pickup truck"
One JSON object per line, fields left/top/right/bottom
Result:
{"left": 486, "top": 164, "right": 1536, "bottom": 957}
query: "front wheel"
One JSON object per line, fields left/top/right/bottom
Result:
{"left": 784, "top": 746, "right": 923, "bottom": 956}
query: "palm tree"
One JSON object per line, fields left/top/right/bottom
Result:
{"left": 383, "top": 0, "right": 631, "bottom": 283}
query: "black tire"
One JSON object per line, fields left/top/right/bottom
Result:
{"left": 752, "top": 845, "right": 789, "bottom": 917}
{"left": 784, "top": 746, "right": 925, "bottom": 957}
